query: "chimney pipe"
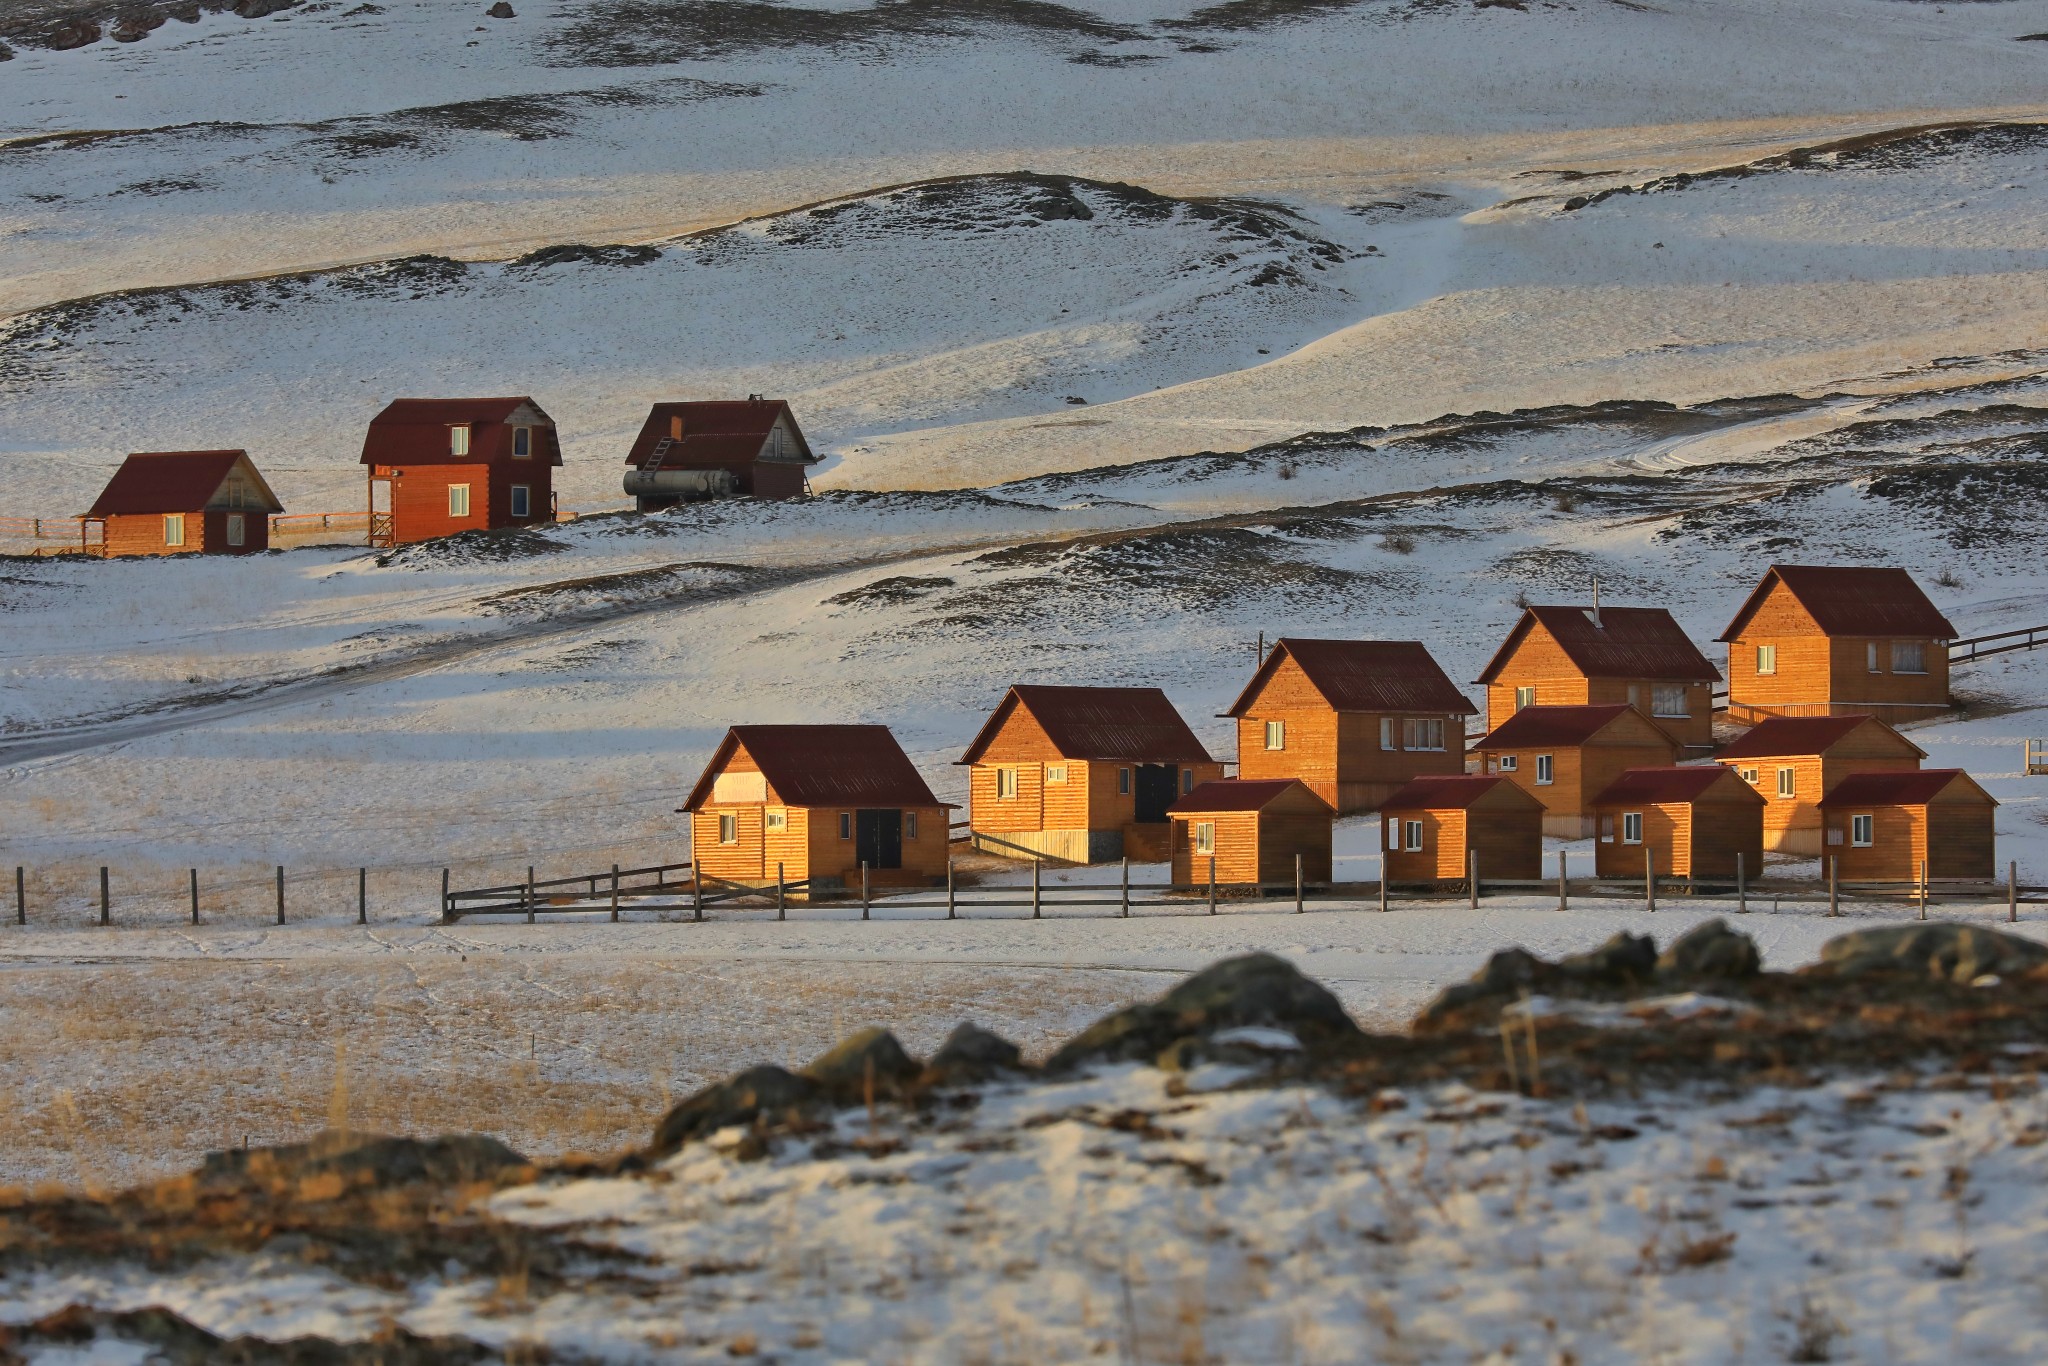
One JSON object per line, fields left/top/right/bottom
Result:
{"left": 1589, "top": 577, "right": 1602, "bottom": 629}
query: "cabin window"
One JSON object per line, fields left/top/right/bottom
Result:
{"left": 448, "top": 484, "right": 472, "bottom": 518}
{"left": 1264, "top": 720, "right": 1286, "bottom": 751}
{"left": 1046, "top": 765, "right": 1067, "bottom": 785}
{"left": 509, "top": 486, "right": 531, "bottom": 519}
{"left": 1385, "top": 817, "right": 1398, "bottom": 851}
{"left": 1895, "top": 642, "right": 1926, "bottom": 674}
{"left": 1182, "top": 769, "right": 1194, "bottom": 794}
{"left": 1621, "top": 812, "right": 1643, "bottom": 844}
{"left": 765, "top": 809, "right": 786, "bottom": 832}
{"left": 1600, "top": 815, "right": 1615, "bottom": 842}
{"left": 1380, "top": 718, "right": 1396, "bottom": 750}
{"left": 1867, "top": 642, "right": 1883, "bottom": 674}
{"left": 1851, "top": 813, "right": 1873, "bottom": 847}
{"left": 512, "top": 427, "right": 532, "bottom": 459}
{"left": 1534, "top": 754, "right": 1554, "bottom": 785}
{"left": 1403, "top": 717, "right": 1445, "bottom": 751}
{"left": 449, "top": 425, "right": 471, "bottom": 457}
{"left": 1739, "top": 766, "right": 1759, "bottom": 784}
{"left": 839, "top": 813, "right": 852, "bottom": 839}
{"left": 904, "top": 812, "right": 919, "bottom": 840}
{"left": 1514, "top": 686, "right": 1535, "bottom": 711}
{"left": 717, "top": 814, "right": 738, "bottom": 845}
{"left": 225, "top": 514, "right": 245, "bottom": 547}
{"left": 1119, "top": 768, "right": 1132, "bottom": 795}
{"left": 163, "top": 514, "right": 185, "bottom": 547}
{"left": 1651, "top": 685, "right": 1688, "bottom": 718}
{"left": 1776, "top": 767, "right": 1796, "bottom": 799}
{"left": 1756, "top": 644, "right": 1777, "bottom": 676}
{"left": 1497, "top": 754, "right": 1518, "bottom": 772}
{"left": 1403, "top": 820, "right": 1423, "bottom": 852}
{"left": 1194, "top": 822, "right": 1215, "bottom": 856}
{"left": 227, "top": 482, "right": 246, "bottom": 510}
{"left": 995, "top": 768, "right": 1018, "bottom": 800}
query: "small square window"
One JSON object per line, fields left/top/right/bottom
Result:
{"left": 718, "top": 814, "right": 738, "bottom": 845}
{"left": 512, "top": 427, "right": 532, "bottom": 458}
{"left": 1403, "top": 820, "right": 1423, "bottom": 852}
{"left": 905, "top": 811, "right": 919, "bottom": 840}
{"left": 509, "top": 485, "right": 531, "bottom": 519}
{"left": 1264, "top": 720, "right": 1286, "bottom": 751}
{"left": 995, "top": 768, "right": 1018, "bottom": 800}
{"left": 1756, "top": 644, "right": 1777, "bottom": 676}
{"left": 1514, "top": 686, "right": 1535, "bottom": 711}
{"left": 839, "top": 813, "right": 852, "bottom": 839}
{"left": 1498, "top": 754, "right": 1519, "bottom": 772}
{"left": 1894, "top": 642, "right": 1926, "bottom": 674}
{"left": 1739, "top": 767, "right": 1758, "bottom": 784}
{"left": 765, "top": 809, "right": 786, "bottom": 832}
{"left": 1045, "top": 765, "right": 1067, "bottom": 785}
{"left": 1851, "top": 814, "right": 1873, "bottom": 846}
{"left": 1534, "top": 754, "right": 1554, "bottom": 785}
{"left": 1652, "top": 685, "right": 1688, "bottom": 718}
{"left": 449, "top": 425, "right": 471, "bottom": 457}
{"left": 448, "top": 484, "right": 471, "bottom": 518}
{"left": 1622, "top": 812, "right": 1643, "bottom": 844}
{"left": 1194, "top": 821, "right": 1215, "bottom": 856}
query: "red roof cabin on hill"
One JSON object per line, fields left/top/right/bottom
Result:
{"left": 1713, "top": 714, "right": 1925, "bottom": 854}
{"left": 624, "top": 397, "right": 818, "bottom": 508}
{"left": 1379, "top": 774, "right": 1544, "bottom": 884}
{"left": 1818, "top": 769, "right": 1997, "bottom": 882}
{"left": 361, "top": 397, "right": 561, "bottom": 547}
{"left": 83, "top": 450, "right": 284, "bottom": 557}
{"left": 1473, "top": 703, "right": 1683, "bottom": 837}
{"left": 1719, "top": 565, "right": 1958, "bottom": 725}
{"left": 1167, "top": 778, "right": 1333, "bottom": 889}
{"left": 1476, "top": 602, "right": 1721, "bottom": 753}
{"left": 1589, "top": 765, "right": 1764, "bottom": 881}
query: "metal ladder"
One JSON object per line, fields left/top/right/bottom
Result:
{"left": 643, "top": 437, "right": 674, "bottom": 474}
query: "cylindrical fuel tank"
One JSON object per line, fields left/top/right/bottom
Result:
{"left": 624, "top": 467, "right": 737, "bottom": 500}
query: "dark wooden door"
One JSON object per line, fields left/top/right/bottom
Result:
{"left": 855, "top": 809, "right": 903, "bottom": 870}
{"left": 1134, "top": 764, "right": 1177, "bottom": 823}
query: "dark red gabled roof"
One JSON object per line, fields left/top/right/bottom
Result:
{"left": 84, "top": 451, "right": 283, "bottom": 518}
{"left": 1715, "top": 715, "right": 1926, "bottom": 761}
{"left": 625, "top": 399, "right": 817, "bottom": 468}
{"left": 360, "top": 397, "right": 562, "bottom": 466}
{"left": 684, "top": 725, "right": 949, "bottom": 811}
{"left": 957, "top": 685, "right": 1213, "bottom": 765}
{"left": 1591, "top": 766, "right": 1759, "bottom": 807}
{"left": 1718, "top": 565, "right": 1957, "bottom": 641}
{"left": 1475, "top": 703, "right": 1669, "bottom": 750}
{"left": 1819, "top": 769, "right": 1993, "bottom": 808}
{"left": 1477, "top": 606, "right": 1720, "bottom": 684}
{"left": 1381, "top": 774, "right": 1532, "bottom": 812}
{"left": 1223, "top": 639, "right": 1477, "bottom": 717}
{"left": 1169, "top": 778, "right": 1329, "bottom": 814}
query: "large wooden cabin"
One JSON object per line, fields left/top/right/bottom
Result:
{"left": 1589, "top": 766, "right": 1765, "bottom": 881}
{"left": 361, "top": 398, "right": 561, "bottom": 547}
{"left": 1475, "top": 604, "right": 1720, "bottom": 752}
{"left": 958, "top": 685, "right": 1223, "bottom": 863}
{"left": 82, "top": 450, "right": 283, "bottom": 556}
{"left": 1379, "top": 775, "right": 1543, "bottom": 884}
{"left": 1224, "top": 638, "right": 1477, "bottom": 815}
{"left": 623, "top": 397, "right": 818, "bottom": 508}
{"left": 1473, "top": 703, "right": 1681, "bottom": 837}
{"left": 1713, "top": 715, "right": 1925, "bottom": 854}
{"left": 1717, "top": 565, "right": 1957, "bottom": 724}
{"left": 1168, "top": 779, "right": 1333, "bottom": 889}
{"left": 685, "top": 725, "right": 953, "bottom": 890}
{"left": 1818, "top": 770, "right": 1997, "bottom": 882}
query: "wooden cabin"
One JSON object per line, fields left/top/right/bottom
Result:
{"left": 1379, "top": 775, "right": 1543, "bottom": 884}
{"left": 1473, "top": 704, "right": 1682, "bottom": 838}
{"left": 361, "top": 397, "right": 561, "bottom": 547}
{"left": 623, "top": 397, "right": 818, "bottom": 508}
{"left": 1718, "top": 565, "right": 1957, "bottom": 724}
{"left": 82, "top": 450, "right": 283, "bottom": 556}
{"left": 1714, "top": 715, "right": 1925, "bottom": 854}
{"left": 1589, "top": 766, "right": 1765, "bottom": 881}
{"left": 957, "top": 685, "right": 1224, "bottom": 864}
{"left": 1818, "top": 769, "right": 1997, "bottom": 882}
{"left": 1168, "top": 779, "right": 1333, "bottom": 889}
{"left": 1224, "top": 638, "right": 1478, "bottom": 815}
{"left": 684, "top": 725, "right": 954, "bottom": 890}
{"left": 1475, "top": 604, "right": 1720, "bottom": 752}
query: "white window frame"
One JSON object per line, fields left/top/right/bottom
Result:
{"left": 839, "top": 812, "right": 852, "bottom": 840}
{"left": 509, "top": 485, "right": 531, "bottom": 519}
{"left": 1514, "top": 686, "right": 1536, "bottom": 712}
{"left": 1118, "top": 767, "right": 1132, "bottom": 795}
{"left": 448, "top": 484, "right": 471, "bottom": 519}
{"left": 512, "top": 426, "right": 532, "bottom": 459}
{"left": 225, "top": 513, "right": 246, "bottom": 547}
{"left": 1776, "top": 767, "right": 1796, "bottom": 799}
{"left": 1894, "top": 641, "right": 1926, "bottom": 675}
{"left": 1403, "top": 820, "right": 1424, "bottom": 852}
{"left": 904, "top": 811, "right": 919, "bottom": 841}
{"left": 1045, "top": 764, "right": 1067, "bottom": 785}
{"left": 995, "top": 767, "right": 1018, "bottom": 800}
{"left": 1851, "top": 813, "right": 1873, "bottom": 847}
{"left": 1621, "top": 811, "right": 1643, "bottom": 845}
{"left": 1756, "top": 644, "right": 1777, "bottom": 676}
{"left": 765, "top": 809, "right": 787, "bottom": 833}
{"left": 163, "top": 514, "right": 185, "bottom": 547}
{"left": 1264, "top": 720, "right": 1286, "bottom": 751}
{"left": 717, "top": 813, "right": 738, "bottom": 845}
{"left": 1194, "top": 822, "right": 1215, "bottom": 856}
{"left": 1403, "top": 717, "right": 1445, "bottom": 751}
{"left": 1385, "top": 817, "right": 1398, "bottom": 851}
{"left": 1380, "top": 717, "right": 1396, "bottom": 751}
{"left": 1867, "top": 642, "right": 1883, "bottom": 674}
{"left": 1534, "top": 754, "right": 1554, "bottom": 786}
{"left": 1739, "top": 766, "right": 1759, "bottom": 785}
{"left": 449, "top": 425, "right": 471, "bottom": 457}
{"left": 1498, "top": 754, "right": 1519, "bottom": 772}
{"left": 1651, "top": 684, "right": 1689, "bottom": 719}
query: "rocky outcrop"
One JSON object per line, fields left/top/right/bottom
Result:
{"left": 111, "top": 7, "right": 167, "bottom": 41}
{"left": 803, "top": 1027, "right": 921, "bottom": 1098}
{"left": 1047, "top": 952, "right": 1360, "bottom": 1071}
{"left": 925, "top": 1021, "right": 1025, "bottom": 1085}
{"left": 47, "top": 19, "right": 102, "bottom": 48}
{"left": 198, "top": 1129, "right": 528, "bottom": 1191}
{"left": 233, "top": 0, "right": 298, "bottom": 17}
{"left": 1657, "top": 918, "right": 1763, "bottom": 980}
{"left": 1808, "top": 923, "right": 2048, "bottom": 985}
{"left": 1421, "top": 930, "right": 1667, "bottom": 1024}
{"left": 649, "top": 1064, "right": 823, "bottom": 1156}
{"left": 486, "top": 1, "right": 515, "bottom": 16}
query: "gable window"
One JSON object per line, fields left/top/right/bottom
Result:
{"left": 1776, "top": 767, "right": 1796, "bottom": 799}
{"left": 1118, "top": 767, "right": 1132, "bottom": 795}
{"left": 1045, "top": 765, "right": 1067, "bottom": 785}
{"left": 1264, "top": 720, "right": 1286, "bottom": 751}
{"left": 1514, "top": 686, "right": 1536, "bottom": 711}
{"left": 839, "top": 813, "right": 852, "bottom": 839}
{"left": 163, "top": 514, "right": 185, "bottom": 547}
{"left": 1403, "top": 820, "right": 1424, "bottom": 852}
{"left": 509, "top": 485, "right": 531, "bottom": 519}
{"left": 1651, "top": 685, "right": 1689, "bottom": 718}
{"left": 448, "top": 484, "right": 472, "bottom": 518}
{"left": 1534, "top": 754, "right": 1554, "bottom": 785}
{"left": 1894, "top": 641, "right": 1926, "bottom": 674}
{"left": 1739, "top": 766, "right": 1759, "bottom": 784}
{"left": 1621, "top": 811, "right": 1643, "bottom": 844}
{"left": 1851, "top": 813, "right": 1874, "bottom": 847}
{"left": 1867, "top": 642, "right": 1883, "bottom": 674}
{"left": 227, "top": 482, "right": 246, "bottom": 510}
{"left": 904, "top": 812, "right": 919, "bottom": 840}
{"left": 995, "top": 768, "right": 1018, "bottom": 800}
{"left": 449, "top": 425, "right": 471, "bottom": 457}
{"left": 764, "top": 809, "right": 786, "bottom": 832}
{"left": 1380, "top": 717, "right": 1396, "bottom": 751}
{"left": 1756, "top": 644, "right": 1777, "bottom": 676}
{"left": 717, "top": 814, "right": 738, "bottom": 845}
{"left": 512, "top": 427, "right": 532, "bottom": 459}
{"left": 1194, "top": 822, "right": 1215, "bottom": 856}
{"left": 225, "top": 514, "right": 246, "bottom": 547}
{"left": 1497, "top": 754, "right": 1519, "bottom": 772}
{"left": 1403, "top": 717, "right": 1445, "bottom": 751}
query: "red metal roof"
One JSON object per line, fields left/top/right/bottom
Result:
{"left": 1476, "top": 606, "right": 1720, "bottom": 684}
{"left": 958, "top": 685, "right": 1213, "bottom": 765}
{"left": 1223, "top": 638, "right": 1477, "bottom": 717}
{"left": 1715, "top": 715, "right": 1925, "bottom": 761}
{"left": 1591, "top": 766, "right": 1757, "bottom": 807}
{"left": 84, "top": 450, "right": 283, "bottom": 518}
{"left": 359, "top": 397, "right": 562, "bottom": 467}
{"left": 624, "top": 399, "right": 816, "bottom": 468}
{"left": 1475, "top": 703, "right": 1651, "bottom": 750}
{"left": 1170, "top": 779, "right": 1328, "bottom": 814}
{"left": 684, "top": 725, "right": 948, "bottom": 811}
{"left": 1718, "top": 565, "right": 1957, "bottom": 641}
{"left": 1380, "top": 774, "right": 1527, "bottom": 812}
{"left": 1819, "top": 769, "right": 1991, "bottom": 808}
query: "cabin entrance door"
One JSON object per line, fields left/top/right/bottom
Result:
{"left": 1133, "top": 764, "right": 1177, "bottom": 823}
{"left": 368, "top": 476, "right": 395, "bottom": 548}
{"left": 855, "top": 809, "right": 903, "bottom": 870}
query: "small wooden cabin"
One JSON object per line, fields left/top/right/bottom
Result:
{"left": 623, "top": 397, "right": 818, "bottom": 508}
{"left": 1224, "top": 638, "right": 1478, "bottom": 815}
{"left": 361, "top": 397, "right": 561, "bottom": 547}
{"left": 1818, "top": 769, "right": 1997, "bottom": 882}
{"left": 1473, "top": 703, "right": 1682, "bottom": 837}
{"left": 1718, "top": 565, "right": 1957, "bottom": 725}
{"left": 1475, "top": 604, "right": 1720, "bottom": 752}
{"left": 82, "top": 450, "right": 283, "bottom": 556}
{"left": 1379, "top": 775, "right": 1543, "bottom": 884}
{"left": 684, "top": 725, "right": 954, "bottom": 890}
{"left": 1589, "top": 766, "right": 1765, "bottom": 881}
{"left": 1169, "top": 779, "right": 1333, "bottom": 889}
{"left": 1714, "top": 714, "right": 1925, "bottom": 854}
{"left": 957, "top": 684, "right": 1224, "bottom": 864}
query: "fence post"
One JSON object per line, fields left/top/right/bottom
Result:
{"left": 612, "top": 863, "right": 621, "bottom": 923}
{"left": 441, "top": 868, "right": 450, "bottom": 921}
{"left": 100, "top": 866, "right": 109, "bottom": 926}
{"left": 191, "top": 868, "right": 200, "bottom": 926}
{"left": 942, "top": 859, "right": 951, "bottom": 920}
{"left": 1918, "top": 859, "right": 1928, "bottom": 922}
{"left": 2010, "top": 861, "right": 2019, "bottom": 923}
{"left": 696, "top": 867, "right": 705, "bottom": 922}
{"left": 14, "top": 866, "right": 22, "bottom": 925}
{"left": 1827, "top": 856, "right": 1839, "bottom": 917}
{"left": 358, "top": 867, "right": 367, "bottom": 925}
{"left": 1121, "top": 856, "right": 1130, "bottom": 918}
{"left": 1644, "top": 848, "right": 1655, "bottom": 913}
{"left": 276, "top": 865, "right": 285, "bottom": 924}
{"left": 1207, "top": 856, "right": 1217, "bottom": 915}
{"left": 1736, "top": 851, "right": 1746, "bottom": 915}
{"left": 1379, "top": 855, "right": 1389, "bottom": 913}
{"left": 860, "top": 861, "right": 869, "bottom": 921}
{"left": 1295, "top": 853, "right": 1304, "bottom": 914}
{"left": 526, "top": 866, "right": 536, "bottom": 924}
{"left": 1557, "top": 850, "right": 1567, "bottom": 911}
{"left": 1468, "top": 849, "right": 1479, "bottom": 909}
{"left": 1031, "top": 859, "right": 1041, "bottom": 920}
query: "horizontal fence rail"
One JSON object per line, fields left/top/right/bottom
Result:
{"left": 1952, "top": 624, "right": 2048, "bottom": 663}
